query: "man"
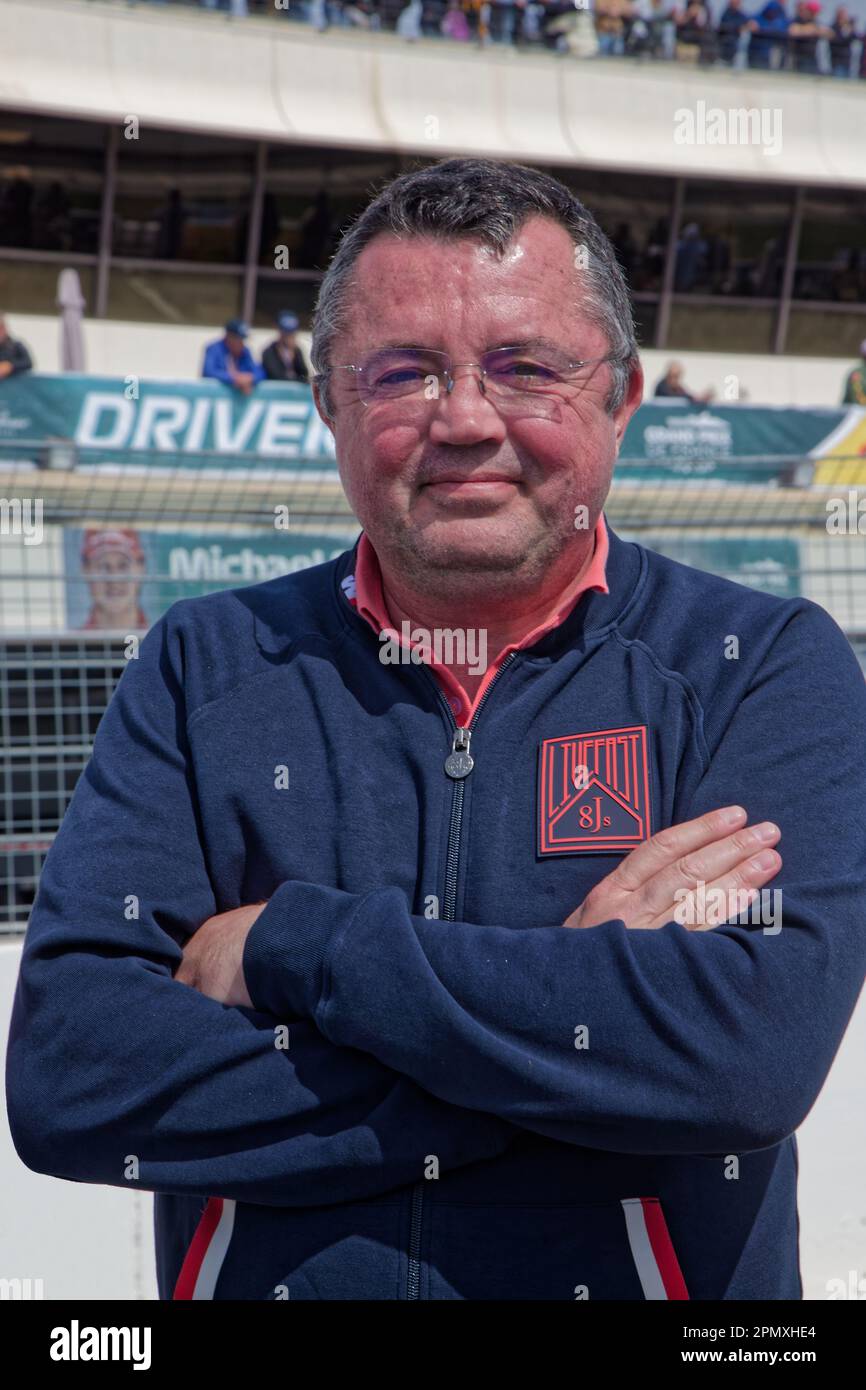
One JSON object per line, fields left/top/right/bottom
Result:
{"left": 653, "top": 358, "right": 714, "bottom": 402}
{"left": 787, "top": 0, "right": 833, "bottom": 71}
{"left": 0, "top": 313, "right": 33, "bottom": 379}
{"left": 261, "top": 311, "right": 310, "bottom": 383}
{"left": 744, "top": 0, "right": 789, "bottom": 66}
{"left": 8, "top": 159, "right": 866, "bottom": 1301}
{"left": 716, "top": 0, "right": 750, "bottom": 63}
{"left": 841, "top": 338, "right": 866, "bottom": 405}
{"left": 201, "top": 318, "right": 264, "bottom": 395}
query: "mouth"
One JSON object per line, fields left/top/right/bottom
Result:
{"left": 423, "top": 474, "right": 521, "bottom": 497}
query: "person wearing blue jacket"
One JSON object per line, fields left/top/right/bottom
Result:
{"left": 201, "top": 317, "right": 265, "bottom": 395}
{"left": 7, "top": 158, "right": 866, "bottom": 1301}
{"left": 745, "top": 0, "right": 790, "bottom": 65}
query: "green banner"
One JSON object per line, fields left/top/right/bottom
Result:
{"left": 0, "top": 374, "right": 335, "bottom": 470}
{"left": 619, "top": 532, "right": 801, "bottom": 597}
{"left": 619, "top": 402, "right": 852, "bottom": 484}
{"left": 0, "top": 373, "right": 862, "bottom": 484}
{"left": 62, "top": 526, "right": 359, "bottom": 629}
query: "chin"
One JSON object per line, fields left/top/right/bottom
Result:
{"left": 414, "top": 533, "right": 529, "bottom": 576}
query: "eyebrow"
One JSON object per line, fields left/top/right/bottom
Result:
{"left": 359, "top": 337, "right": 582, "bottom": 356}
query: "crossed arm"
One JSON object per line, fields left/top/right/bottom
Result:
{"left": 8, "top": 601, "right": 866, "bottom": 1210}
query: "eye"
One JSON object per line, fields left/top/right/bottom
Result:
{"left": 491, "top": 357, "right": 558, "bottom": 384}
{"left": 376, "top": 366, "right": 428, "bottom": 388}
{"left": 364, "top": 352, "right": 441, "bottom": 394}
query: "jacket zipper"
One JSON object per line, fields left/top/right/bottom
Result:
{"left": 404, "top": 649, "right": 521, "bottom": 1299}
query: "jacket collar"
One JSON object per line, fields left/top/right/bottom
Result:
{"left": 336, "top": 511, "right": 642, "bottom": 658}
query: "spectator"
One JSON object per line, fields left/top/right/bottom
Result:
{"left": 491, "top": 0, "right": 523, "bottom": 43}
{"left": 841, "top": 339, "right": 866, "bottom": 405}
{"left": 787, "top": 0, "right": 833, "bottom": 72}
{"left": 594, "top": 0, "right": 635, "bottom": 53}
{"left": 627, "top": 0, "right": 673, "bottom": 56}
{"left": 441, "top": 0, "right": 472, "bottom": 37}
{"left": 0, "top": 313, "right": 34, "bottom": 379}
{"left": 158, "top": 188, "right": 185, "bottom": 260}
{"left": 261, "top": 311, "right": 310, "bottom": 383}
{"left": 654, "top": 359, "right": 715, "bottom": 402}
{"left": 201, "top": 318, "right": 264, "bottom": 395}
{"left": 673, "top": 221, "right": 708, "bottom": 292}
{"left": 827, "top": 3, "right": 856, "bottom": 74}
{"left": 673, "top": 0, "right": 716, "bottom": 61}
{"left": 717, "top": 0, "right": 751, "bottom": 62}
{"left": 343, "top": 0, "right": 378, "bottom": 23}
{"left": 745, "top": 0, "right": 789, "bottom": 68}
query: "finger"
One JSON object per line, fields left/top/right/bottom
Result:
{"left": 640, "top": 820, "right": 780, "bottom": 920}
{"left": 647, "top": 848, "right": 782, "bottom": 931}
{"left": 606, "top": 805, "right": 748, "bottom": 894}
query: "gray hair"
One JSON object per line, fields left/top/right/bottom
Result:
{"left": 310, "top": 157, "right": 640, "bottom": 419}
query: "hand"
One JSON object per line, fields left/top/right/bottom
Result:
{"left": 563, "top": 805, "right": 781, "bottom": 932}
{"left": 175, "top": 901, "right": 268, "bottom": 1006}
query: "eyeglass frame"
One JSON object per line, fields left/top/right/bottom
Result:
{"left": 313, "top": 343, "right": 624, "bottom": 408}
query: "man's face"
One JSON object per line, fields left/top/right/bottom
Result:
{"left": 315, "top": 215, "right": 642, "bottom": 600}
{"left": 225, "top": 332, "right": 245, "bottom": 358}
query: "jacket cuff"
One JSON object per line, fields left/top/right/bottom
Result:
{"left": 242, "top": 880, "right": 362, "bottom": 1020}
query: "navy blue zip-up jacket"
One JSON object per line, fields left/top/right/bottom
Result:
{"left": 7, "top": 519, "right": 866, "bottom": 1300}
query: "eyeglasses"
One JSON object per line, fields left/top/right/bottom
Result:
{"left": 317, "top": 344, "right": 621, "bottom": 411}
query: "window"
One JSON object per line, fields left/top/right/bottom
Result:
{"left": 0, "top": 114, "right": 105, "bottom": 255}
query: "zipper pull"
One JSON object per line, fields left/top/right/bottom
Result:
{"left": 444, "top": 727, "right": 474, "bottom": 779}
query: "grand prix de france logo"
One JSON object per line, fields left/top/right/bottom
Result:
{"left": 538, "top": 725, "right": 653, "bottom": 856}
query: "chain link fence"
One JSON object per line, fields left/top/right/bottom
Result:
{"left": 2, "top": 442, "right": 865, "bottom": 930}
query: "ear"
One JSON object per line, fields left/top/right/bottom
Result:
{"left": 612, "top": 358, "right": 644, "bottom": 449}
{"left": 311, "top": 377, "right": 334, "bottom": 432}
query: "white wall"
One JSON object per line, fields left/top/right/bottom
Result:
{"left": 1, "top": 936, "right": 863, "bottom": 1300}
{"left": 5, "top": 310, "right": 860, "bottom": 408}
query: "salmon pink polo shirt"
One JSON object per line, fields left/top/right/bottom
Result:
{"left": 341, "top": 513, "right": 610, "bottom": 726}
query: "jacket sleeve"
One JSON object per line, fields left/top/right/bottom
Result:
{"left": 201, "top": 343, "right": 232, "bottom": 386}
{"left": 9, "top": 340, "right": 33, "bottom": 374}
{"left": 243, "top": 602, "right": 866, "bottom": 1157}
{"left": 239, "top": 347, "right": 266, "bottom": 383}
{"left": 5, "top": 609, "right": 516, "bottom": 1207}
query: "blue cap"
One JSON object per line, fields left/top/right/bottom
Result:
{"left": 224, "top": 318, "right": 250, "bottom": 338}
{"left": 277, "top": 312, "right": 299, "bottom": 333}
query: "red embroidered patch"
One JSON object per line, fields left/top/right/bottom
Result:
{"left": 538, "top": 726, "right": 652, "bottom": 856}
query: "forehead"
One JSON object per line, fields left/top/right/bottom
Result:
{"left": 342, "top": 214, "right": 598, "bottom": 352}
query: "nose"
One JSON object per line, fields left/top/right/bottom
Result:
{"left": 427, "top": 364, "right": 506, "bottom": 448}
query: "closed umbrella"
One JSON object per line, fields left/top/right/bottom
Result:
{"left": 57, "top": 268, "right": 86, "bottom": 373}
